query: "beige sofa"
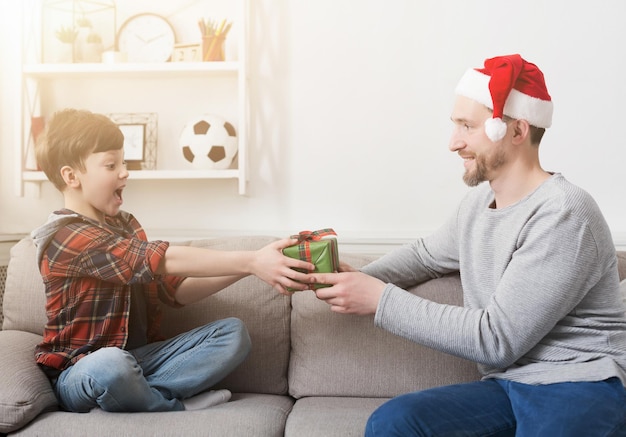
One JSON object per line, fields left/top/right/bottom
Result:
{"left": 2, "top": 236, "right": 625, "bottom": 436}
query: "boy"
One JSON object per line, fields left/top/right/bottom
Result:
{"left": 32, "top": 108, "right": 314, "bottom": 413}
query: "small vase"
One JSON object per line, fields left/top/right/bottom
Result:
{"left": 74, "top": 26, "right": 91, "bottom": 62}
{"left": 56, "top": 42, "right": 74, "bottom": 63}
{"left": 82, "top": 43, "right": 103, "bottom": 62}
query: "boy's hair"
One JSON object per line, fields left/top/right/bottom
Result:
{"left": 37, "top": 109, "right": 124, "bottom": 191}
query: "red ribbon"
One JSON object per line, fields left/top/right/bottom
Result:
{"left": 291, "top": 228, "right": 336, "bottom": 242}
{"left": 290, "top": 228, "right": 336, "bottom": 263}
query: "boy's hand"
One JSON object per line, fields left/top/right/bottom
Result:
{"left": 252, "top": 238, "right": 315, "bottom": 295}
{"left": 308, "top": 271, "right": 385, "bottom": 315}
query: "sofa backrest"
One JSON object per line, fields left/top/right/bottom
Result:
{"left": 288, "top": 263, "right": 482, "bottom": 398}
{"left": 2, "top": 236, "right": 294, "bottom": 396}
{"left": 3, "top": 236, "right": 626, "bottom": 400}
{"left": 288, "top": 252, "right": 626, "bottom": 399}
{"left": 159, "top": 236, "right": 292, "bottom": 395}
{"left": 3, "top": 238, "right": 47, "bottom": 334}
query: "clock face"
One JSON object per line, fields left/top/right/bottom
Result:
{"left": 117, "top": 13, "right": 176, "bottom": 63}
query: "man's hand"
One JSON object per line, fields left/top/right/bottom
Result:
{"left": 309, "top": 271, "right": 386, "bottom": 315}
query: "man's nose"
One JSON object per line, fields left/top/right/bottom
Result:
{"left": 448, "top": 133, "right": 465, "bottom": 152}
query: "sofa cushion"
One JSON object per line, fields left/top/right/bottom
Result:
{"left": 10, "top": 393, "right": 293, "bottom": 437}
{"left": 0, "top": 330, "right": 58, "bottom": 434}
{"left": 289, "top": 252, "right": 481, "bottom": 398}
{"left": 160, "top": 236, "right": 291, "bottom": 395}
{"left": 2, "top": 238, "right": 47, "bottom": 333}
{"left": 285, "top": 397, "right": 387, "bottom": 437}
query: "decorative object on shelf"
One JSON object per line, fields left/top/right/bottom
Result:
{"left": 117, "top": 13, "right": 176, "bottom": 63}
{"left": 84, "top": 31, "right": 103, "bottom": 62}
{"left": 179, "top": 114, "right": 237, "bottom": 170}
{"left": 198, "top": 18, "right": 232, "bottom": 62}
{"left": 43, "top": 0, "right": 116, "bottom": 63}
{"left": 101, "top": 50, "right": 126, "bottom": 63}
{"left": 172, "top": 43, "right": 202, "bottom": 62}
{"left": 107, "top": 113, "right": 158, "bottom": 170}
{"left": 53, "top": 24, "right": 77, "bottom": 62}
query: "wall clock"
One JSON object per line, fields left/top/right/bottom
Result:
{"left": 117, "top": 13, "right": 176, "bottom": 63}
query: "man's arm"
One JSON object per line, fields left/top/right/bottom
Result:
{"left": 361, "top": 212, "right": 461, "bottom": 287}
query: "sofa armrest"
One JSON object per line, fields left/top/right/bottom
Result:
{"left": 0, "top": 330, "right": 58, "bottom": 434}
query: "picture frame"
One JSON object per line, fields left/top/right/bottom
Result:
{"left": 107, "top": 113, "right": 157, "bottom": 170}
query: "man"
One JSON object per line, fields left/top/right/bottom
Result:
{"left": 310, "top": 54, "right": 626, "bottom": 435}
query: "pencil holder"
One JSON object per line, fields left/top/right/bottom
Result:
{"left": 202, "top": 35, "right": 225, "bottom": 61}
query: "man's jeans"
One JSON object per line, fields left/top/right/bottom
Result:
{"left": 53, "top": 317, "right": 250, "bottom": 412}
{"left": 365, "top": 377, "right": 626, "bottom": 436}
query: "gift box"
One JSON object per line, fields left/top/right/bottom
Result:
{"left": 282, "top": 229, "right": 339, "bottom": 291}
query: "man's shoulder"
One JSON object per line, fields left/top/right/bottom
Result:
{"left": 544, "top": 174, "right": 602, "bottom": 217}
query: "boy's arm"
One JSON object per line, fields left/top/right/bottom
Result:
{"left": 173, "top": 275, "right": 245, "bottom": 305}
{"left": 156, "top": 238, "right": 314, "bottom": 296}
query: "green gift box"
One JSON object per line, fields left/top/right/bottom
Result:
{"left": 282, "top": 229, "right": 339, "bottom": 291}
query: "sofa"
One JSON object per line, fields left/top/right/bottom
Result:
{"left": 2, "top": 236, "right": 625, "bottom": 436}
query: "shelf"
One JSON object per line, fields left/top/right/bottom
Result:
{"left": 22, "top": 61, "right": 240, "bottom": 78}
{"left": 18, "top": 0, "right": 249, "bottom": 197}
{"left": 23, "top": 169, "right": 240, "bottom": 181}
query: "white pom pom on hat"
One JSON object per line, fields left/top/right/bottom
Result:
{"left": 454, "top": 54, "right": 553, "bottom": 142}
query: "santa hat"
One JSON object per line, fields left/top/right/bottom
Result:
{"left": 454, "top": 54, "right": 553, "bottom": 142}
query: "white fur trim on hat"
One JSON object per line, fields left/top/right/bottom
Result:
{"left": 455, "top": 68, "right": 553, "bottom": 129}
{"left": 484, "top": 117, "right": 507, "bottom": 142}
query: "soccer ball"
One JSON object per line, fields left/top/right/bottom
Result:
{"left": 179, "top": 114, "right": 238, "bottom": 169}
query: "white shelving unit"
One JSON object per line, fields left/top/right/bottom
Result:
{"left": 17, "top": 0, "right": 248, "bottom": 196}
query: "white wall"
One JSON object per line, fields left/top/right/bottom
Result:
{"left": 2, "top": 0, "right": 626, "bottom": 246}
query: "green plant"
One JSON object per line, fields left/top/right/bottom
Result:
{"left": 76, "top": 16, "right": 92, "bottom": 27}
{"left": 55, "top": 25, "right": 78, "bottom": 43}
{"left": 86, "top": 32, "right": 102, "bottom": 43}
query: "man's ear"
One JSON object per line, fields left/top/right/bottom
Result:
{"left": 60, "top": 165, "right": 80, "bottom": 188}
{"left": 511, "top": 119, "right": 531, "bottom": 145}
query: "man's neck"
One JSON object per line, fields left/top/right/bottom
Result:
{"left": 490, "top": 164, "right": 551, "bottom": 209}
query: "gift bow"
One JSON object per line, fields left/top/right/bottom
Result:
{"left": 290, "top": 228, "right": 336, "bottom": 263}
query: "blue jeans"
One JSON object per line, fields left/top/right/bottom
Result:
{"left": 365, "top": 377, "right": 626, "bottom": 436}
{"left": 53, "top": 317, "right": 251, "bottom": 412}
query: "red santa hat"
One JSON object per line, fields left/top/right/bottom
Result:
{"left": 454, "top": 54, "right": 553, "bottom": 142}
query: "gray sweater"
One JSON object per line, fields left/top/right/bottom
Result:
{"left": 362, "top": 173, "right": 626, "bottom": 386}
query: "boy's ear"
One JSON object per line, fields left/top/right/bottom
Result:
{"left": 60, "top": 165, "right": 80, "bottom": 188}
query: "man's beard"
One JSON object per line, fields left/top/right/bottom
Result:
{"left": 463, "top": 147, "right": 506, "bottom": 187}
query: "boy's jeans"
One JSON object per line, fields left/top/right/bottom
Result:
{"left": 53, "top": 317, "right": 250, "bottom": 412}
{"left": 365, "top": 377, "right": 626, "bottom": 436}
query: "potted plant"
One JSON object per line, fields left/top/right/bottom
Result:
{"left": 55, "top": 25, "right": 78, "bottom": 43}
{"left": 83, "top": 31, "right": 103, "bottom": 62}
{"left": 54, "top": 25, "right": 78, "bottom": 62}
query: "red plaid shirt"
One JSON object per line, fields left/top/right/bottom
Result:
{"left": 35, "top": 210, "right": 184, "bottom": 370}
